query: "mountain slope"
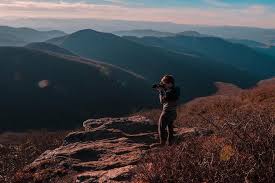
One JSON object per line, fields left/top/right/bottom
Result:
{"left": 125, "top": 35, "right": 275, "bottom": 77}
{"left": 225, "top": 38, "right": 275, "bottom": 58}
{"left": 176, "top": 31, "right": 204, "bottom": 37}
{"left": 25, "top": 42, "right": 76, "bottom": 56}
{"left": 0, "top": 26, "right": 66, "bottom": 46}
{"left": 113, "top": 30, "right": 205, "bottom": 38}
{"left": 255, "top": 46, "right": 275, "bottom": 58}
{"left": 0, "top": 47, "right": 154, "bottom": 131}
{"left": 48, "top": 29, "right": 260, "bottom": 102}
{"left": 0, "top": 32, "right": 26, "bottom": 46}
{"left": 190, "top": 26, "right": 275, "bottom": 44}
{"left": 227, "top": 39, "right": 267, "bottom": 48}
{"left": 113, "top": 29, "right": 175, "bottom": 37}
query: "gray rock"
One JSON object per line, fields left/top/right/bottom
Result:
{"left": 22, "top": 115, "right": 213, "bottom": 182}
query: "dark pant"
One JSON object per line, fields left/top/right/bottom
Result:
{"left": 158, "top": 111, "right": 177, "bottom": 145}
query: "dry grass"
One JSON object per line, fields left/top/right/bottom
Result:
{"left": 134, "top": 83, "right": 275, "bottom": 183}
{"left": 0, "top": 130, "right": 70, "bottom": 183}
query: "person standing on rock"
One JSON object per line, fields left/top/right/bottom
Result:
{"left": 153, "top": 75, "right": 180, "bottom": 146}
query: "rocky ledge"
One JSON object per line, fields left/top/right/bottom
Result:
{"left": 18, "top": 116, "right": 212, "bottom": 183}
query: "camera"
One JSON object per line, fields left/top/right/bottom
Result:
{"left": 152, "top": 83, "right": 165, "bottom": 89}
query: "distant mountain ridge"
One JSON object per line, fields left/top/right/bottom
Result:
{"left": 113, "top": 29, "right": 174, "bottom": 37}
{"left": 176, "top": 31, "right": 204, "bottom": 37}
{"left": 225, "top": 38, "right": 275, "bottom": 58}
{"left": 227, "top": 39, "right": 267, "bottom": 48}
{"left": 47, "top": 29, "right": 260, "bottom": 102}
{"left": 4, "top": 18, "right": 275, "bottom": 44}
{"left": 0, "top": 26, "right": 66, "bottom": 46}
{"left": 124, "top": 35, "right": 275, "bottom": 78}
{"left": 113, "top": 29, "right": 205, "bottom": 38}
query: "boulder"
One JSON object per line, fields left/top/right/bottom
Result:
{"left": 18, "top": 116, "right": 212, "bottom": 182}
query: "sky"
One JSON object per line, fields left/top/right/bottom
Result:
{"left": 0, "top": 0, "right": 275, "bottom": 28}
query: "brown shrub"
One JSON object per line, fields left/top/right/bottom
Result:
{"left": 134, "top": 138, "right": 259, "bottom": 183}
{"left": 134, "top": 84, "right": 275, "bottom": 183}
{"left": 0, "top": 130, "right": 69, "bottom": 183}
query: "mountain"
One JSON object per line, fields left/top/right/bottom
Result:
{"left": 47, "top": 29, "right": 260, "bottom": 103}
{"left": 114, "top": 30, "right": 205, "bottom": 38}
{"left": 0, "top": 47, "right": 154, "bottom": 131}
{"left": 0, "top": 26, "right": 66, "bottom": 46}
{"left": 124, "top": 35, "right": 275, "bottom": 78}
{"left": 113, "top": 29, "right": 175, "bottom": 37}
{"left": 225, "top": 38, "right": 275, "bottom": 58}
{"left": 176, "top": 31, "right": 203, "bottom": 37}
{"left": 25, "top": 42, "right": 76, "bottom": 56}
{"left": 190, "top": 26, "right": 275, "bottom": 44}
{"left": 0, "top": 32, "right": 26, "bottom": 46}
{"left": 3, "top": 18, "right": 275, "bottom": 43}
{"left": 255, "top": 46, "right": 275, "bottom": 58}
{"left": 227, "top": 39, "right": 267, "bottom": 48}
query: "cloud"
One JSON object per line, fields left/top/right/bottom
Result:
{"left": 0, "top": 0, "right": 274, "bottom": 28}
{"left": 203, "top": 0, "right": 231, "bottom": 7}
{"left": 241, "top": 5, "right": 268, "bottom": 15}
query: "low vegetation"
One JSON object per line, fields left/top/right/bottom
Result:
{"left": 1, "top": 81, "right": 274, "bottom": 183}
{"left": 135, "top": 82, "right": 275, "bottom": 182}
{"left": 0, "top": 130, "right": 69, "bottom": 183}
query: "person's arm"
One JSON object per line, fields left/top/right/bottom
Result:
{"left": 159, "top": 89, "right": 166, "bottom": 104}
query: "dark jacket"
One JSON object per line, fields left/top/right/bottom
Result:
{"left": 159, "top": 86, "right": 180, "bottom": 112}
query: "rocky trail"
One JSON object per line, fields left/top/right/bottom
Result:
{"left": 19, "top": 116, "right": 212, "bottom": 183}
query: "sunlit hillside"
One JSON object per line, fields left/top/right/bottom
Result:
{"left": 136, "top": 79, "right": 275, "bottom": 182}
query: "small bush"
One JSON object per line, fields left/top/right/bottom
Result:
{"left": 134, "top": 84, "right": 275, "bottom": 183}
{"left": 0, "top": 130, "right": 69, "bottom": 183}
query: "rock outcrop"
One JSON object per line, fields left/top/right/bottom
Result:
{"left": 18, "top": 116, "right": 212, "bottom": 183}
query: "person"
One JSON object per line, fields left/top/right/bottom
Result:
{"left": 156, "top": 75, "right": 180, "bottom": 146}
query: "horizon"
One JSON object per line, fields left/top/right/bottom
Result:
{"left": 0, "top": 0, "right": 275, "bottom": 29}
{"left": 2, "top": 17, "right": 275, "bottom": 32}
